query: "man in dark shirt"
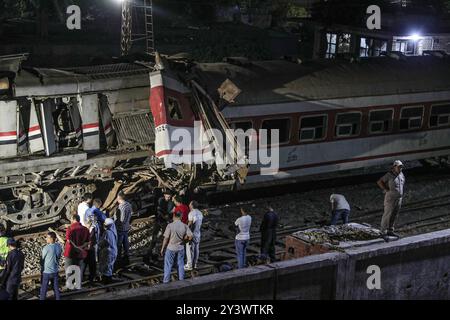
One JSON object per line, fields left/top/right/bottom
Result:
{"left": 115, "top": 191, "right": 132, "bottom": 265}
{"left": 0, "top": 239, "right": 25, "bottom": 300}
{"left": 146, "top": 190, "right": 174, "bottom": 262}
{"left": 259, "top": 204, "right": 279, "bottom": 262}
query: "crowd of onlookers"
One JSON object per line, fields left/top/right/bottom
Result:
{"left": 0, "top": 160, "right": 406, "bottom": 300}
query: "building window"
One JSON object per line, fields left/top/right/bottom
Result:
{"left": 335, "top": 112, "right": 361, "bottom": 137}
{"left": 326, "top": 33, "right": 337, "bottom": 58}
{"left": 360, "top": 38, "right": 369, "bottom": 57}
{"left": 299, "top": 115, "right": 327, "bottom": 142}
{"left": 392, "top": 40, "right": 415, "bottom": 55}
{"left": 369, "top": 109, "right": 394, "bottom": 134}
{"left": 261, "top": 118, "right": 291, "bottom": 145}
{"left": 399, "top": 106, "right": 424, "bottom": 130}
{"left": 430, "top": 104, "right": 450, "bottom": 127}
{"left": 360, "top": 38, "right": 387, "bottom": 57}
{"left": 167, "top": 97, "right": 183, "bottom": 120}
{"left": 337, "top": 33, "right": 352, "bottom": 54}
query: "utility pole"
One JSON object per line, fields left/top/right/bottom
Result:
{"left": 120, "top": 0, "right": 132, "bottom": 56}
{"left": 120, "top": 0, "right": 155, "bottom": 56}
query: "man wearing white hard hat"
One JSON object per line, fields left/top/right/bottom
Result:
{"left": 377, "top": 160, "right": 405, "bottom": 241}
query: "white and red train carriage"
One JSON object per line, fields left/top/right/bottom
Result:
{"left": 150, "top": 54, "right": 450, "bottom": 188}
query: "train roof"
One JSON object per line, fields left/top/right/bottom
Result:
{"left": 192, "top": 55, "right": 450, "bottom": 106}
{"left": 13, "top": 62, "right": 150, "bottom": 98}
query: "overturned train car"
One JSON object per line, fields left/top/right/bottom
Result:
{"left": 0, "top": 54, "right": 159, "bottom": 231}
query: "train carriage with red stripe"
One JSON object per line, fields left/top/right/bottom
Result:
{"left": 1, "top": 52, "right": 450, "bottom": 231}
{"left": 150, "top": 53, "right": 450, "bottom": 188}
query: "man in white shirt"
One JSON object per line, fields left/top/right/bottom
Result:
{"left": 77, "top": 193, "right": 93, "bottom": 227}
{"left": 234, "top": 208, "right": 252, "bottom": 269}
{"left": 330, "top": 194, "right": 351, "bottom": 225}
{"left": 185, "top": 201, "right": 203, "bottom": 271}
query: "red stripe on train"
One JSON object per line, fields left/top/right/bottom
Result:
{"left": 29, "top": 125, "right": 41, "bottom": 132}
{"left": 0, "top": 131, "right": 16, "bottom": 137}
{"left": 82, "top": 123, "right": 99, "bottom": 130}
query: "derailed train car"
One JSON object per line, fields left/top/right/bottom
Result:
{"left": 2, "top": 52, "right": 450, "bottom": 231}
{"left": 0, "top": 54, "right": 160, "bottom": 231}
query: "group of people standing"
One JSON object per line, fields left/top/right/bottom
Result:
{"left": 145, "top": 191, "right": 203, "bottom": 283}
{"left": 0, "top": 160, "right": 406, "bottom": 299}
{"left": 39, "top": 191, "right": 132, "bottom": 300}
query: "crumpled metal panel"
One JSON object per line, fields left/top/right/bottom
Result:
{"left": 112, "top": 111, "right": 155, "bottom": 149}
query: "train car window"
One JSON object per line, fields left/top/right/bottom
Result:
{"left": 261, "top": 118, "right": 291, "bottom": 145}
{"left": 369, "top": 109, "right": 393, "bottom": 134}
{"left": 399, "top": 106, "right": 424, "bottom": 130}
{"left": 167, "top": 97, "right": 183, "bottom": 120}
{"left": 430, "top": 104, "right": 450, "bottom": 127}
{"left": 299, "top": 115, "right": 327, "bottom": 142}
{"left": 231, "top": 121, "right": 253, "bottom": 131}
{"left": 231, "top": 121, "right": 253, "bottom": 156}
{"left": 335, "top": 112, "right": 361, "bottom": 137}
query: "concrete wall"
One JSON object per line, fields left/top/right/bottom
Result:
{"left": 89, "top": 229, "right": 450, "bottom": 300}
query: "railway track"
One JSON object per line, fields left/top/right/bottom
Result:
{"left": 14, "top": 165, "right": 450, "bottom": 299}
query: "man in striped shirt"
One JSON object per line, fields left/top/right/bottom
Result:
{"left": 115, "top": 192, "right": 132, "bottom": 266}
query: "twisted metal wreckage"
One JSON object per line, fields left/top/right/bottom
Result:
{"left": 0, "top": 53, "right": 248, "bottom": 231}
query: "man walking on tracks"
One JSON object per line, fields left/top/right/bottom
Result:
{"left": 146, "top": 190, "right": 174, "bottom": 262}
{"left": 260, "top": 204, "right": 279, "bottom": 263}
{"left": 377, "top": 160, "right": 405, "bottom": 242}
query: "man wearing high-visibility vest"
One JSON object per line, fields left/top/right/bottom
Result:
{"left": 0, "top": 225, "right": 9, "bottom": 281}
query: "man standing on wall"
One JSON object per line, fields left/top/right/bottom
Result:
{"left": 377, "top": 160, "right": 405, "bottom": 242}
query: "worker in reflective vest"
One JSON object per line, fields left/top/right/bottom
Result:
{"left": 0, "top": 225, "right": 9, "bottom": 281}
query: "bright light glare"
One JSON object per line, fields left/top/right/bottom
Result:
{"left": 408, "top": 33, "right": 422, "bottom": 41}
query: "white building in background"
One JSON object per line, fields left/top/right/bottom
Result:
{"left": 309, "top": 23, "right": 450, "bottom": 59}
